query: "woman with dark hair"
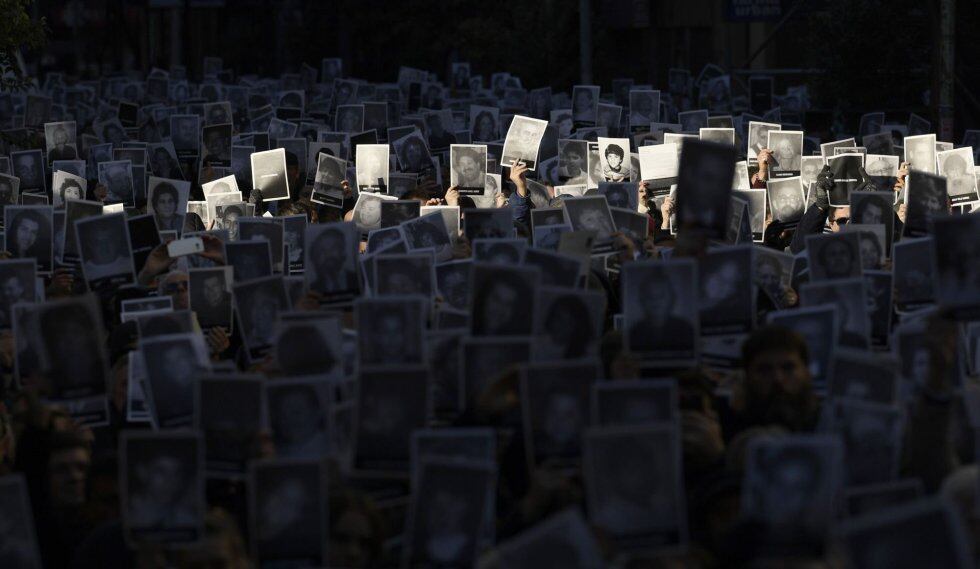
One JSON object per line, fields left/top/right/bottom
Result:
{"left": 396, "top": 134, "right": 432, "bottom": 174}
{"left": 8, "top": 208, "right": 49, "bottom": 268}
{"left": 56, "top": 178, "right": 84, "bottom": 206}
{"left": 151, "top": 182, "right": 183, "bottom": 232}
{"left": 471, "top": 110, "right": 497, "bottom": 142}
{"left": 151, "top": 147, "right": 181, "bottom": 179}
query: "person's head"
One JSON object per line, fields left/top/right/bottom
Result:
{"left": 177, "top": 117, "right": 197, "bottom": 143}
{"left": 136, "top": 451, "right": 186, "bottom": 504}
{"left": 59, "top": 178, "right": 84, "bottom": 202}
{"left": 53, "top": 126, "right": 68, "bottom": 147}
{"left": 159, "top": 270, "right": 190, "bottom": 310}
{"left": 11, "top": 209, "right": 45, "bottom": 254}
{"left": 16, "top": 154, "right": 36, "bottom": 180}
{"left": 475, "top": 271, "right": 527, "bottom": 333}
{"left": 473, "top": 111, "right": 495, "bottom": 139}
{"left": 854, "top": 197, "right": 884, "bottom": 225}
{"left": 604, "top": 144, "right": 624, "bottom": 169}
{"left": 356, "top": 198, "right": 382, "bottom": 227}
{"left": 46, "top": 431, "right": 91, "bottom": 509}
{"left": 761, "top": 445, "right": 822, "bottom": 520}
{"left": 819, "top": 237, "right": 855, "bottom": 277}
{"left": 272, "top": 384, "right": 322, "bottom": 442}
{"left": 858, "top": 233, "right": 883, "bottom": 270}
{"left": 205, "top": 129, "right": 228, "bottom": 157}
{"left": 152, "top": 182, "right": 180, "bottom": 217}
{"left": 755, "top": 255, "right": 783, "bottom": 296}
{"left": 313, "top": 229, "right": 347, "bottom": 268}
{"left": 740, "top": 326, "right": 815, "bottom": 430}
{"left": 453, "top": 149, "right": 481, "bottom": 184}
{"left": 828, "top": 205, "right": 850, "bottom": 232}
{"left": 637, "top": 275, "right": 676, "bottom": 320}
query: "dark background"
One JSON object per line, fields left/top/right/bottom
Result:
{"left": 21, "top": 0, "right": 980, "bottom": 138}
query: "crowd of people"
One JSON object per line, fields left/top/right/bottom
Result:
{"left": 0, "top": 55, "right": 978, "bottom": 568}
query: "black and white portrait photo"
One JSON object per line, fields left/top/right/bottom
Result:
{"left": 75, "top": 212, "right": 135, "bottom": 287}
{"left": 201, "top": 123, "right": 232, "bottom": 167}
{"left": 470, "top": 263, "right": 540, "bottom": 337}
{"left": 121, "top": 431, "right": 203, "bottom": 544}
{"left": 355, "top": 143, "right": 389, "bottom": 193}
{"left": 250, "top": 148, "right": 290, "bottom": 201}
{"left": 597, "top": 137, "right": 631, "bottom": 182}
{"left": 233, "top": 276, "right": 289, "bottom": 356}
{"left": 584, "top": 424, "right": 685, "bottom": 548}
{"left": 44, "top": 121, "right": 78, "bottom": 163}
{"left": 311, "top": 153, "right": 346, "bottom": 208}
{"left": 470, "top": 105, "right": 499, "bottom": 142}
{"left": 98, "top": 160, "right": 135, "bottom": 206}
{"left": 402, "top": 212, "right": 452, "bottom": 261}
{"left": 699, "top": 245, "right": 754, "bottom": 335}
{"left": 521, "top": 362, "right": 596, "bottom": 469}
{"left": 35, "top": 296, "right": 109, "bottom": 404}
{"left": 800, "top": 278, "right": 870, "bottom": 349}
{"left": 304, "top": 222, "right": 360, "bottom": 301}
{"left": 629, "top": 89, "right": 661, "bottom": 128}
{"left": 354, "top": 366, "right": 429, "bottom": 471}
{"left": 140, "top": 333, "right": 210, "bottom": 427}
{"left": 51, "top": 170, "right": 86, "bottom": 208}
{"left": 806, "top": 232, "right": 862, "bottom": 281}
{"left": 747, "top": 121, "right": 780, "bottom": 163}
{"left": 767, "top": 305, "right": 838, "bottom": 388}
{"left": 562, "top": 196, "right": 616, "bottom": 250}
{"left": 766, "top": 176, "right": 806, "bottom": 225}
{"left": 11, "top": 150, "right": 45, "bottom": 194}
{"left": 335, "top": 104, "right": 365, "bottom": 134}
{"left": 675, "top": 139, "right": 736, "bottom": 239}
{"left": 931, "top": 214, "right": 980, "bottom": 316}
{"left": 4, "top": 206, "right": 53, "bottom": 273}
{"left": 147, "top": 177, "right": 190, "bottom": 233}
{"left": 379, "top": 199, "right": 420, "bottom": 229}
{"left": 356, "top": 296, "right": 425, "bottom": 365}
{"left": 404, "top": 460, "right": 494, "bottom": 568}
{"left": 741, "top": 436, "right": 842, "bottom": 545}
{"left": 463, "top": 208, "right": 512, "bottom": 241}
{"left": 571, "top": 85, "right": 600, "bottom": 124}
{"left": 472, "top": 238, "right": 527, "bottom": 265}
{"left": 265, "top": 378, "right": 332, "bottom": 458}
{"left": 169, "top": 114, "right": 201, "bottom": 157}
{"left": 903, "top": 170, "right": 947, "bottom": 238}
{"left": 351, "top": 192, "right": 395, "bottom": 234}
{"left": 393, "top": 131, "right": 433, "bottom": 174}
{"left": 450, "top": 144, "right": 487, "bottom": 195}
{"left": 249, "top": 459, "right": 328, "bottom": 566}
{"left": 238, "top": 218, "right": 285, "bottom": 272}
{"left": 903, "top": 133, "right": 937, "bottom": 174}
{"left": 0, "top": 259, "right": 35, "bottom": 330}
{"left": 148, "top": 142, "right": 184, "bottom": 180}
{"left": 767, "top": 130, "right": 804, "bottom": 174}
{"left": 0, "top": 174, "right": 20, "bottom": 212}
{"left": 501, "top": 115, "right": 548, "bottom": 171}
{"left": 936, "top": 147, "right": 979, "bottom": 204}
{"left": 678, "top": 109, "right": 708, "bottom": 133}
{"left": 558, "top": 139, "right": 590, "bottom": 185}
{"left": 621, "top": 259, "right": 699, "bottom": 364}
{"left": 850, "top": 191, "right": 896, "bottom": 251}
{"left": 188, "top": 267, "right": 233, "bottom": 330}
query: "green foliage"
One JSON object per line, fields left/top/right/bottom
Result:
{"left": 0, "top": 0, "right": 47, "bottom": 92}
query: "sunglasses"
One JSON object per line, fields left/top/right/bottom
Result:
{"left": 831, "top": 216, "right": 849, "bottom": 226}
